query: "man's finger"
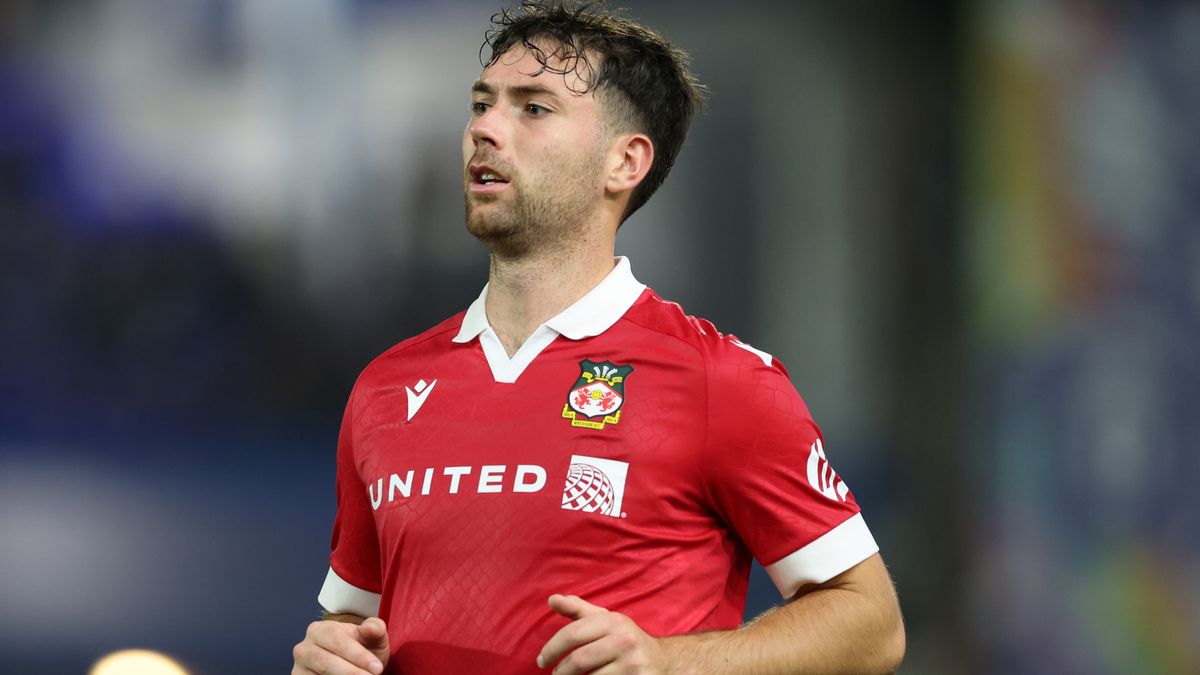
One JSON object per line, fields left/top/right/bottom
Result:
{"left": 358, "top": 618, "right": 390, "bottom": 648}
{"left": 537, "top": 613, "right": 614, "bottom": 669}
{"left": 294, "top": 641, "right": 379, "bottom": 675}
{"left": 548, "top": 593, "right": 607, "bottom": 620}
{"left": 310, "top": 623, "right": 385, "bottom": 674}
{"left": 542, "top": 633, "right": 625, "bottom": 675}
{"left": 357, "top": 618, "right": 390, "bottom": 669}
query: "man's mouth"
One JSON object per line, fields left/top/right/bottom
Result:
{"left": 469, "top": 164, "right": 511, "bottom": 191}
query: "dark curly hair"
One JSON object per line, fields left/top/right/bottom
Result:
{"left": 481, "top": 1, "right": 706, "bottom": 223}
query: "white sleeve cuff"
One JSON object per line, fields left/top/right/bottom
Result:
{"left": 763, "top": 513, "right": 879, "bottom": 599}
{"left": 317, "top": 567, "right": 382, "bottom": 617}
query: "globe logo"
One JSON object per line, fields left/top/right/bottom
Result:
{"left": 561, "top": 463, "right": 616, "bottom": 515}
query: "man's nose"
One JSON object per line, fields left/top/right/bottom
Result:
{"left": 468, "top": 106, "right": 506, "bottom": 149}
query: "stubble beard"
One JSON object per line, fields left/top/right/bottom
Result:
{"left": 464, "top": 149, "right": 604, "bottom": 260}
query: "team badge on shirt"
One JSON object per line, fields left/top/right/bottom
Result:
{"left": 562, "top": 360, "right": 633, "bottom": 429}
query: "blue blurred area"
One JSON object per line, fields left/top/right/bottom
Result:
{"left": 1, "top": 1, "right": 1197, "bottom": 673}
{"left": 1, "top": 432, "right": 334, "bottom": 673}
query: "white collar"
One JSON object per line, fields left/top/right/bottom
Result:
{"left": 451, "top": 257, "right": 646, "bottom": 383}
{"left": 452, "top": 256, "right": 646, "bottom": 344}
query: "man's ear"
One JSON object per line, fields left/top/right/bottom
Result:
{"left": 605, "top": 133, "right": 654, "bottom": 196}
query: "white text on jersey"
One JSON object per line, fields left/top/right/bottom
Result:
{"left": 368, "top": 464, "right": 548, "bottom": 509}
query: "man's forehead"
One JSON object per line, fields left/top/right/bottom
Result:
{"left": 476, "top": 45, "right": 595, "bottom": 97}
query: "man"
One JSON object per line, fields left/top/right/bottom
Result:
{"left": 293, "top": 3, "right": 905, "bottom": 674}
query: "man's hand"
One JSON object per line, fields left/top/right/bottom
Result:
{"left": 535, "top": 554, "right": 903, "bottom": 675}
{"left": 538, "top": 594, "right": 668, "bottom": 674}
{"left": 292, "top": 616, "right": 389, "bottom": 675}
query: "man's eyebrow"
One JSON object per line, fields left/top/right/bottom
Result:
{"left": 471, "top": 81, "right": 563, "bottom": 100}
{"left": 509, "top": 84, "right": 562, "bottom": 100}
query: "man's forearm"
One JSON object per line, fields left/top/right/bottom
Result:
{"left": 661, "top": 556, "right": 905, "bottom": 675}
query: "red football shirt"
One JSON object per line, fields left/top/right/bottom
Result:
{"left": 317, "top": 257, "right": 878, "bottom": 673}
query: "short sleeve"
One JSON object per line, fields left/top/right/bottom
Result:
{"left": 317, "top": 394, "right": 383, "bottom": 617}
{"left": 702, "top": 342, "right": 878, "bottom": 599}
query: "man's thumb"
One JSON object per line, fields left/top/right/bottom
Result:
{"left": 358, "top": 617, "right": 390, "bottom": 654}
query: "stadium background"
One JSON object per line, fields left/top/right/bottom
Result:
{"left": 2, "top": 1, "right": 1197, "bottom": 673}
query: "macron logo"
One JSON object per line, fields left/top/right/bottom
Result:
{"left": 405, "top": 378, "right": 437, "bottom": 422}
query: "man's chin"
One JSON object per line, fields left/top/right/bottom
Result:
{"left": 465, "top": 214, "right": 535, "bottom": 257}
{"left": 464, "top": 195, "right": 499, "bottom": 221}
{"left": 465, "top": 211, "right": 511, "bottom": 240}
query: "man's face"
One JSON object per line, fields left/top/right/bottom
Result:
{"left": 463, "top": 46, "right": 609, "bottom": 255}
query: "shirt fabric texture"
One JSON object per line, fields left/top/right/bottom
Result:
{"left": 318, "top": 257, "right": 878, "bottom": 674}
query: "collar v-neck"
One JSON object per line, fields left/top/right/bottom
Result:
{"left": 451, "top": 256, "right": 646, "bottom": 383}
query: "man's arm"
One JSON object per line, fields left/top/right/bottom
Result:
{"left": 292, "top": 613, "right": 390, "bottom": 675}
{"left": 539, "top": 553, "right": 904, "bottom": 675}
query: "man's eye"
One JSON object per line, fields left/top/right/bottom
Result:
{"left": 526, "top": 104, "right": 548, "bottom": 115}
{"left": 471, "top": 101, "right": 490, "bottom": 115}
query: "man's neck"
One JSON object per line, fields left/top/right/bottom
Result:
{"left": 485, "top": 245, "right": 616, "bottom": 357}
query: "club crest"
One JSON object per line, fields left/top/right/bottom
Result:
{"left": 562, "top": 360, "right": 633, "bottom": 430}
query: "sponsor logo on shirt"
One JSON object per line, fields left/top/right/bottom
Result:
{"left": 561, "top": 454, "right": 629, "bottom": 518}
{"left": 562, "top": 360, "right": 633, "bottom": 430}
{"left": 807, "top": 439, "right": 849, "bottom": 502}
{"left": 365, "top": 456, "right": 632, "bottom": 518}
{"left": 404, "top": 378, "right": 437, "bottom": 422}
{"left": 368, "top": 464, "right": 547, "bottom": 510}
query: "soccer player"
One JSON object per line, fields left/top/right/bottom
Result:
{"left": 292, "top": 3, "right": 905, "bottom": 674}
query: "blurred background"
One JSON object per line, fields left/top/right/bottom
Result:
{"left": 1, "top": 0, "right": 1197, "bottom": 673}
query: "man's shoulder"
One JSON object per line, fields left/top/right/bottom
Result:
{"left": 623, "top": 289, "right": 780, "bottom": 372}
{"left": 357, "top": 311, "right": 466, "bottom": 380}
{"left": 627, "top": 292, "right": 808, "bottom": 429}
